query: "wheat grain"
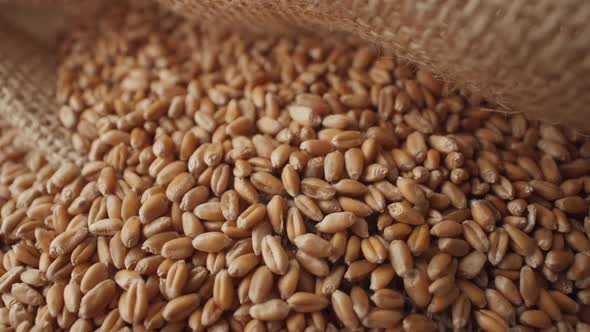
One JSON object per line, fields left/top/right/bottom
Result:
{"left": 2, "top": 2, "right": 590, "bottom": 330}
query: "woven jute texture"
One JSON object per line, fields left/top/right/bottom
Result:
{"left": 0, "top": 19, "right": 85, "bottom": 166}
{"left": 158, "top": 0, "right": 590, "bottom": 131}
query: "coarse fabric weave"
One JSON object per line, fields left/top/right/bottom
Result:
{"left": 0, "top": 18, "right": 85, "bottom": 166}
{"left": 159, "top": 0, "right": 590, "bottom": 129}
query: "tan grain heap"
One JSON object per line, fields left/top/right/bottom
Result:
{"left": 1, "top": 2, "right": 590, "bottom": 331}
{"left": 2, "top": 1, "right": 590, "bottom": 331}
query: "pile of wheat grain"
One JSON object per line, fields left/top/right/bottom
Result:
{"left": 1, "top": 2, "right": 590, "bottom": 331}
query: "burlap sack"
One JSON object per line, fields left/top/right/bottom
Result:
{"left": 0, "top": 18, "right": 84, "bottom": 166}
{"left": 0, "top": 2, "right": 95, "bottom": 165}
{"left": 158, "top": 0, "right": 590, "bottom": 129}
{"left": 0, "top": 0, "right": 589, "bottom": 164}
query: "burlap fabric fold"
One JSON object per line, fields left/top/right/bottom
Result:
{"left": 0, "top": 16, "right": 85, "bottom": 166}
{"left": 0, "top": 0, "right": 589, "bottom": 166}
{"left": 158, "top": 0, "right": 590, "bottom": 129}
